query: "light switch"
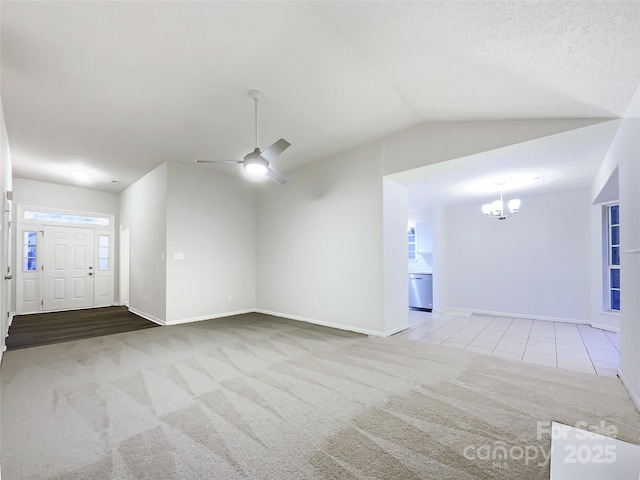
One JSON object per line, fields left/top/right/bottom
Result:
{"left": 173, "top": 252, "right": 184, "bottom": 260}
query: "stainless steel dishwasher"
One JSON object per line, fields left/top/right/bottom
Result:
{"left": 409, "top": 273, "right": 433, "bottom": 311}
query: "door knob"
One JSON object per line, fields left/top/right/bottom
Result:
{"left": 88, "top": 272, "right": 93, "bottom": 276}
{"left": 4, "top": 275, "right": 12, "bottom": 280}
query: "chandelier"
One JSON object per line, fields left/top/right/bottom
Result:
{"left": 482, "top": 191, "right": 521, "bottom": 220}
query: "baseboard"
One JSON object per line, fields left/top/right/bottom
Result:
{"left": 383, "top": 323, "right": 411, "bottom": 337}
{"left": 128, "top": 308, "right": 256, "bottom": 326}
{"left": 164, "top": 309, "right": 254, "bottom": 326}
{"left": 438, "top": 307, "right": 472, "bottom": 316}
{"left": 442, "top": 306, "right": 591, "bottom": 325}
{"left": 254, "top": 309, "right": 389, "bottom": 337}
{"left": 441, "top": 306, "right": 623, "bottom": 332}
{"left": 590, "top": 323, "right": 620, "bottom": 333}
{"left": 618, "top": 367, "right": 640, "bottom": 414}
{"left": 130, "top": 305, "right": 395, "bottom": 337}
{"left": 127, "top": 307, "right": 165, "bottom": 326}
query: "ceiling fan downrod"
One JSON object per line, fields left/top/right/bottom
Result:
{"left": 249, "top": 89, "right": 263, "bottom": 150}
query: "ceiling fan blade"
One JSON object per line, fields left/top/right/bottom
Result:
{"left": 260, "top": 138, "right": 291, "bottom": 162}
{"left": 194, "top": 159, "right": 242, "bottom": 164}
{"left": 265, "top": 167, "right": 288, "bottom": 184}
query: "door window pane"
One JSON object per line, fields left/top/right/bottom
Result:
{"left": 23, "top": 231, "right": 37, "bottom": 271}
{"left": 98, "top": 235, "right": 109, "bottom": 270}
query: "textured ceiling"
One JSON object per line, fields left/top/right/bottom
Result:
{"left": 1, "top": 1, "right": 639, "bottom": 193}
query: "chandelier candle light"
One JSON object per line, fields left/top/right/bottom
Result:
{"left": 482, "top": 191, "right": 521, "bottom": 220}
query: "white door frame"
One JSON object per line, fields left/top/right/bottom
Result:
{"left": 2, "top": 191, "right": 12, "bottom": 350}
{"left": 15, "top": 205, "right": 115, "bottom": 314}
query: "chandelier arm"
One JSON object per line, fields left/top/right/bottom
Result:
{"left": 482, "top": 190, "right": 520, "bottom": 220}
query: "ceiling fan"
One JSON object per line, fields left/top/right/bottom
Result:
{"left": 195, "top": 90, "right": 290, "bottom": 184}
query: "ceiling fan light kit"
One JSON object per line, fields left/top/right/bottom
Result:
{"left": 195, "top": 89, "right": 290, "bottom": 184}
{"left": 243, "top": 150, "right": 268, "bottom": 175}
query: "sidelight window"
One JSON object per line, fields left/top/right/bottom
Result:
{"left": 98, "top": 235, "right": 110, "bottom": 270}
{"left": 23, "top": 231, "right": 37, "bottom": 271}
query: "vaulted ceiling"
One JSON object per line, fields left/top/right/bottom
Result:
{"left": 1, "top": 1, "right": 638, "bottom": 193}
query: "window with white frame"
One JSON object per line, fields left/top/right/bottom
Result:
{"left": 23, "top": 210, "right": 110, "bottom": 226}
{"left": 607, "top": 204, "right": 620, "bottom": 311}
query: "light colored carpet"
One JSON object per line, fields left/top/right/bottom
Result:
{"left": 1, "top": 312, "right": 639, "bottom": 479}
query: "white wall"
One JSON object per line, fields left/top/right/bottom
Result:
{"left": 439, "top": 189, "right": 591, "bottom": 322}
{"left": 383, "top": 118, "right": 607, "bottom": 176}
{"left": 119, "top": 162, "right": 168, "bottom": 323}
{"left": 255, "top": 119, "right": 598, "bottom": 335}
{"left": 1, "top": 98, "right": 13, "bottom": 360}
{"left": 165, "top": 162, "right": 256, "bottom": 324}
{"left": 615, "top": 85, "right": 640, "bottom": 412}
{"left": 383, "top": 178, "right": 409, "bottom": 334}
{"left": 591, "top": 131, "right": 620, "bottom": 204}
{"left": 12, "top": 178, "right": 119, "bottom": 217}
{"left": 256, "top": 142, "right": 387, "bottom": 335}
{"left": 432, "top": 205, "right": 447, "bottom": 312}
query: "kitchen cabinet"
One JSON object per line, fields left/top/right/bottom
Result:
{"left": 408, "top": 227, "right": 416, "bottom": 261}
{"left": 416, "top": 222, "right": 433, "bottom": 253}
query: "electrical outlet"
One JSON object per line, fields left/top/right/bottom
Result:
{"left": 314, "top": 300, "right": 320, "bottom": 309}
{"left": 227, "top": 296, "right": 233, "bottom": 302}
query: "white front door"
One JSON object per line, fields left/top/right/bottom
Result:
{"left": 43, "top": 226, "right": 95, "bottom": 311}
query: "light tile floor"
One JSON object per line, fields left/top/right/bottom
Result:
{"left": 396, "top": 310, "right": 620, "bottom": 377}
